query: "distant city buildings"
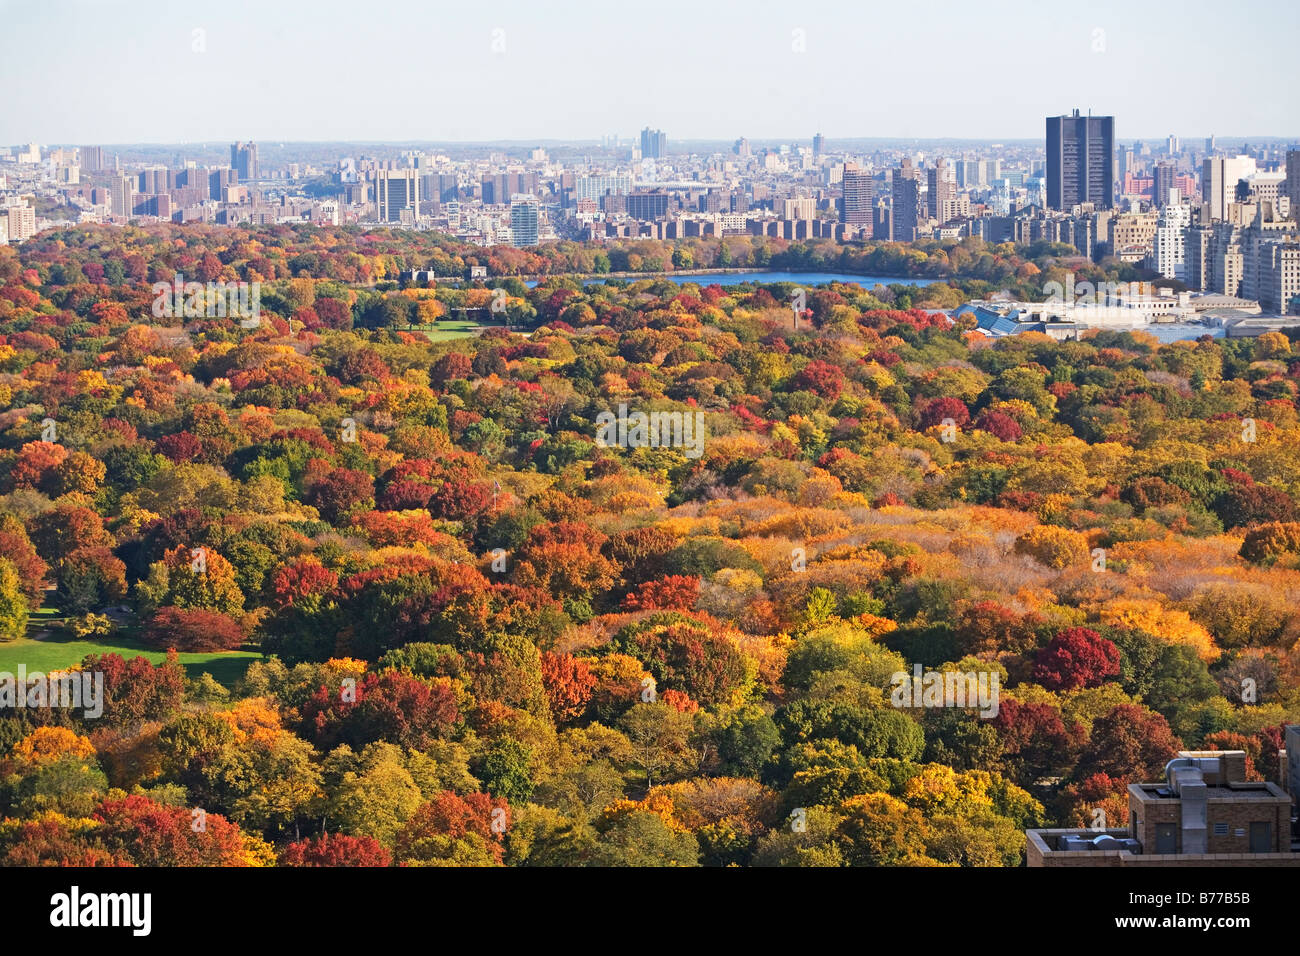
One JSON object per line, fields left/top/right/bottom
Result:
{"left": 0, "top": 121, "right": 1294, "bottom": 315}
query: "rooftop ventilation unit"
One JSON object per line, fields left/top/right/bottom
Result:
{"left": 1058, "top": 834, "right": 1141, "bottom": 852}
{"left": 1164, "top": 759, "right": 1211, "bottom": 854}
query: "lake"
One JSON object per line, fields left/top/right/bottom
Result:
{"left": 1144, "top": 325, "right": 1225, "bottom": 343}
{"left": 527, "top": 271, "right": 936, "bottom": 289}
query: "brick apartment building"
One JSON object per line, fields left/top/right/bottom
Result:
{"left": 1028, "top": 734, "right": 1300, "bottom": 867}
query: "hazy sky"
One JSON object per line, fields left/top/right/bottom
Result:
{"left": 2, "top": 0, "right": 1296, "bottom": 145}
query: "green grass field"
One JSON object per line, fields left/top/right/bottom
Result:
{"left": 393, "top": 318, "right": 493, "bottom": 341}
{"left": 421, "top": 319, "right": 483, "bottom": 341}
{"left": 0, "top": 616, "right": 260, "bottom": 688}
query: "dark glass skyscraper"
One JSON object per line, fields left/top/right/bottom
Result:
{"left": 1046, "top": 110, "right": 1114, "bottom": 210}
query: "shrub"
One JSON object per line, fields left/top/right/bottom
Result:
{"left": 143, "top": 607, "right": 245, "bottom": 651}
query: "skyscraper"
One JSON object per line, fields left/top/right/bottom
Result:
{"left": 813, "top": 133, "right": 825, "bottom": 159}
{"left": 1046, "top": 110, "right": 1114, "bottom": 210}
{"left": 640, "top": 127, "right": 666, "bottom": 160}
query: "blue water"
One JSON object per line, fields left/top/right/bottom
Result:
{"left": 527, "top": 271, "right": 936, "bottom": 289}
{"left": 1144, "top": 326, "right": 1225, "bottom": 343}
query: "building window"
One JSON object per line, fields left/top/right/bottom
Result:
{"left": 1213, "top": 823, "right": 1229, "bottom": 836}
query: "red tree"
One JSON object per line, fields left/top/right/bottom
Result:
{"left": 919, "top": 397, "right": 970, "bottom": 430}
{"left": 622, "top": 575, "right": 700, "bottom": 612}
{"left": 1032, "top": 627, "right": 1121, "bottom": 690}
{"left": 271, "top": 559, "right": 339, "bottom": 610}
{"left": 792, "top": 360, "right": 845, "bottom": 400}
{"left": 305, "top": 468, "right": 375, "bottom": 524}
{"left": 539, "top": 651, "right": 597, "bottom": 723}
{"left": 975, "top": 410, "right": 1023, "bottom": 442}
{"left": 301, "top": 670, "right": 459, "bottom": 750}
{"left": 280, "top": 832, "right": 391, "bottom": 867}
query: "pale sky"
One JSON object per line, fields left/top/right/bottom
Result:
{"left": 2, "top": 0, "right": 1296, "bottom": 145}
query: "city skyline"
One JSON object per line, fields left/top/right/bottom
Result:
{"left": 2, "top": 0, "right": 1297, "bottom": 144}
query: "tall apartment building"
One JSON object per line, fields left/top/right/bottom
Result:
{"left": 3, "top": 203, "right": 37, "bottom": 243}
{"left": 509, "top": 196, "right": 539, "bottom": 247}
{"left": 230, "top": 142, "right": 259, "bottom": 182}
{"left": 1255, "top": 240, "right": 1300, "bottom": 314}
{"left": 890, "top": 159, "right": 920, "bottom": 241}
{"left": 575, "top": 175, "right": 632, "bottom": 203}
{"left": 80, "top": 146, "right": 105, "bottom": 173}
{"left": 1202, "top": 155, "right": 1258, "bottom": 221}
{"left": 812, "top": 133, "right": 825, "bottom": 159}
{"left": 482, "top": 172, "right": 539, "bottom": 205}
{"left": 926, "top": 159, "right": 956, "bottom": 221}
{"left": 782, "top": 197, "right": 816, "bottom": 221}
{"left": 1046, "top": 110, "right": 1114, "bottom": 210}
{"left": 1235, "top": 209, "right": 1300, "bottom": 310}
{"left": 375, "top": 168, "right": 420, "bottom": 223}
{"left": 1152, "top": 162, "right": 1177, "bottom": 208}
{"left": 138, "top": 168, "right": 171, "bottom": 194}
{"left": 1152, "top": 197, "right": 1192, "bottom": 280}
{"left": 840, "top": 164, "right": 873, "bottom": 226}
{"left": 1188, "top": 221, "right": 1247, "bottom": 296}
{"left": 1107, "top": 210, "right": 1160, "bottom": 261}
{"left": 110, "top": 173, "right": 135, "bottom": 217}
{"left": 1288, "top": 150, "right": 1300, "bottom": 221}
{"left": 639, "top": 127, "right": 666, "bottom": 160}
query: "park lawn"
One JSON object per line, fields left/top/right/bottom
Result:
{"left": 423, "top": 319, "right": 482, "bottom": 341}
{"left": 397, "top": 318, "right": 489, "bottom": 341}
{"left": 0, "top": 632, "right": 260, "bottom": 688}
